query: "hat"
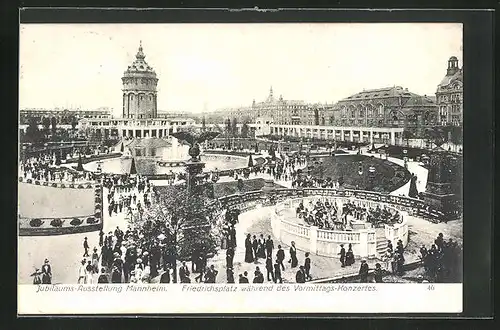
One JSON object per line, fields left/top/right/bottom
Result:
{"left": 44, "top": 259, "right": 49, "bottom": 263}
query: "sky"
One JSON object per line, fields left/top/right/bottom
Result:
{"left": 19, "top": 23, "right": 462, "bottom": 116}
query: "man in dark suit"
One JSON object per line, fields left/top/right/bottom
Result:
{"left": 226, "top": 267, "right": 235, "bottom": 284}
{"left": 83, "top": 237, "right": 90, "bottom": 257}
{"left": 295, "top": 266, "right": 306, "bottom": 283}
{"left": 226, "top": 247, "right": 234, "bottom": 269}
{"left": 276, "top": 245, "right": 285, "bottom": 271}
{"left": 304, "top": 252, "right": 312, "bottom": 281}
{"left": 339, "top": 244, "right": 346, "bottom": 267}
{"left": 265, "top": 235, "right": 274, "bottom": 258}
{"left": 252, "top": 235, "right": 259, "bottom": 261}
{"left": 179, "top": 261, "right": 191, "bottom": 283}
{"left": 265, "top": 256, "right": 275, "bottom": 282}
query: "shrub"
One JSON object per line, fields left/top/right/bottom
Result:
{"left": 52, "top": 183, "right": 58, "bottom": 187}
{"left": 77, "top": 184, "right": 84, "bottom": 189}
{"left": 70, "top": 218, "right": 83, "bottom": 226}
{"left": 60, "top": 184, "right": 66, "bottom": 188}
{"left": 95, "top": 211, "right": 102, "bottom": 218}
{"left": 95, "top": 197, "right": 102, "bottom": 204}
{"left": 69, "top": 184, "right": 75, "bottom": 188}
{"left": 86, "top": 184, "right": 93, "bottom": 189}
{"left": 29, "top": 218, "right": 43, "bottom": 227}
{"left": 18, "top": 177, "right": 23, "bottom": 182}
{"left": 34, "top": 181, "right": 40, "bottom": 185}
{"left": 50, "top": 218, "right": 63, "bottom": 227}
{"left": 27, "top": 179, "right": 33, "bottom": 184}
{"left": 95, "top": 203, "right": 101, "bottom": 210}
{"left": 42, "top": 181, "right": 48, "bottom": 186}
{"left": 86, "top": 217, "right": 97, "bottom": 224}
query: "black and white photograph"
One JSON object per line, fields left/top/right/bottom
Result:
{"left": 17, "top": 21, "right": 467, "bottom": 314}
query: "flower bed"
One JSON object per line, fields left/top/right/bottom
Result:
{"left": 19, "top": 215, "right": 103, "bottom": 236}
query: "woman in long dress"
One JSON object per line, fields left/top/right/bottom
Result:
{"left": 289, "top": 241, "right": 298, "bottom": 268}
{"left": 345, "top": 244, "right": 355, "bottom": 266}
{"left": 244, "top": 234, "right": 254, "bottom": 263}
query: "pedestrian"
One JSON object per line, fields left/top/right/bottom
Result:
{"left": 295, "top": 266, "right": 306, "bottom": 283}
{"left": 289, "top": 241, "right": 298, "bottom": 268}
{"left": 179, "top": 261, "right": 191, "bottom": 283}
{"left": 374, "top": 263, "right": 384, "bottom": 283}
{"left": 85, "top": 245, "right": 96, "bottom": 268}
{"left": 345, "top": 243, "right": 355, "bottom": 266}
{"left": 359, "top": 260, "right": 369, "bottom": 283}
{"left": 97, "top": 268, "right": 109, "bottom": 283}
{"left": 99, "top": 229, "right": 104, "bottom": 247}
{"left": 239, "top": 271, "right": 249, "bottom": 283}
{"left": 265, "top": 235, "right": 274, "bottom": 258}
{"left": 160, "top": 267, "right": 171, "bottom": 283}
{"left": 265, "top": 256, "right": 275, "bottom": 282}
{"left": 83, "top": 237, "right": 89, "bottom": 257}
{"left": 32, "top": 269, "right": 42, "bottom": 285}
{"left": 242, "top": 233, "right": 253, "bottom": 263}
{"left": 78, "top": 259, "right": 87, "bottom": 284}
{"left": 226, "top": 267, "right": 235, "bottom": 284}
{"left": 252, "top": 235, "right": 259, "bottom": 261}
{"left": 86, "top": 260, "right": 94, "bottom": 284}
{"left": 276, "top": 245, "right": 285, "bottom": 271}
{"left": 253, "top": 266, "right": 264, "bottom": 283}
{"left": 111, "top": 265, "right": 122, "bottom": 283}
{"left": 274, "top": 260, "right": 283, "bottom": 284}
{"left": 226, "top": 246, "right": 234, "bottom": 269}
{"left": 41, "top": 259, "right": 52, "bottom": 284}
{"left": 304, "top": 252, "right": 312, "bottom": 281}
{"left": 339, "top": 244, "right": 346, "bottom": 267}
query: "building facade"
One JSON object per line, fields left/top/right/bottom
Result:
{"left": 205, "top": 86, "right": 333, "bottom": 126}
{"left": 331, "top": 86, "right": 438, "bottom": 138}
{"left": 19, "top": 108, "right": 111, "bottom": 125}
{"left": 435, "top": 56, "right": 463, "bottom": 126}
{"left": 121, "top": 41, "right": 159, "bottom": 119}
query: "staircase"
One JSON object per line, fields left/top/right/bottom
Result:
{"left": 376, "top": 234, "right": 389, "bottom": 259}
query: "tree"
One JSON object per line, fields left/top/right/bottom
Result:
{"left": 50, "top": 116, "right": 57, "bottom": 134}
{"left": 248, "top": 154, "right": 254, "bottom": 167}
{"left": 231, "top": 118, "right": 238, "bottom": 137}
{"left": 130, "top": 185, "right": 223, "bottom": 283}
{"left": 402, "top": 129, "right": 414, "bottom": 147}
{"left": 129, "top": 157, "right": 137, "bottom": 175}
{"left": 42, "top": 117, "right": 51, "bottom": 133}
{"left": 424, "top": 126, "right": 446, "bottom": 149}
{"left": 201, "top": 116, "right": 206, "bottom": 131}
{"left": 25, "top": 117, "right": 41, "bottom": 143}
{"left": 241, "top": 121, "right": 249, "bottom": 138}
{"left": 450, "top": 126, "right": 463, "bottom": 147}
{"left": 225, "top": 118, "right": 231, "bottom": 136}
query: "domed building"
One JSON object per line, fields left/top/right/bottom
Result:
{"left": 80, "top": 42, "right": 195, "bottom": 140}
{"left": 435, "top": 56, "right": 463, "bottom": 126}
{"left": 122, "top": 41, "right": 159, "bottom": 119}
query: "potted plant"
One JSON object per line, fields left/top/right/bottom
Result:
{"left": 50, "top": 218, "right": 64, "bottom": 227}
{"left": 70, "top": 218, "right": 83, "bottom": 226}
{"left": 29, "top": 218, "right": 43, "bottom": 227}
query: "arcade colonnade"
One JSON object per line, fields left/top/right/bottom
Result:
{"left": 267, "top": 124, "right": 405, "bottom": 145}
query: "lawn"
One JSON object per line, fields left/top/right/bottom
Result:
{"left": 309, "top": 154, "right": 411, "bottom": 193}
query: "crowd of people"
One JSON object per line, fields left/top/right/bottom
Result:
{"left": 296, "top": 199, "right": 343, "bottom": 230}
{"left": 419, "top": 233, "right": 462, "bottom": 282}
{"left": 20, "top": 154, "right": 94, "bottom": 184}
{"left": 241, "top": 236, "right": 313, "bottom": 284}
